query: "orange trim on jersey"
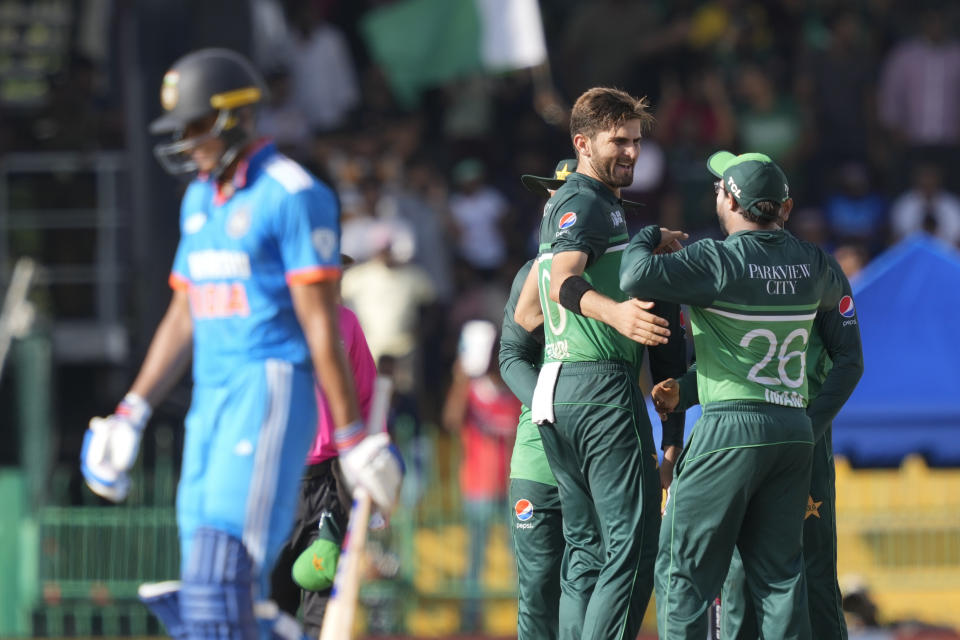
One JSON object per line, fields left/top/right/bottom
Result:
{"left": 286, "top": 266, "right": 341, "bottom": 286}
{"left": 169, "top": 273, "right": 191, "bottom": 291}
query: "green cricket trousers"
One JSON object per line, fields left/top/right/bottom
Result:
{"left": 537, "top": 360, "right": 661, "bottom": 640}
{"left": 655, "top": 401, "right": 814, "bottom": 640}
{"left": 721, "top": 425, "right": 848, "bottom": 639}
{"left": 510, "top": 478, "right": 563, "bottom": 640}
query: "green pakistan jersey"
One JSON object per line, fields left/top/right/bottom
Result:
{"left": 620, "top": 225, "right": 843, "bottom": 408}
{"left": 537, "top": 172, "right": 640, "bottom": 372}
{"left": 675, "top": 253, "right": 863, "bottom": 439}
{"left": 499, "top": 259, "right": 556, "bottom": 486}
{"left": 803, "top": 254, "right": 864, "bottom": 439}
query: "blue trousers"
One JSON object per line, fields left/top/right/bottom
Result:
{"left": 177, "top": 359, "right": 318, "bottom": 598}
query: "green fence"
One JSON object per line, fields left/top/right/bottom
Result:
{"left": 29, "top": 425, "right": 181, "bottom": 638}
{"left": 32, "top": 503, "right": 176, "bottom": 636}
{"left": 38, "top": 506, "right": 179, "bottom": 600}
{"left": 9, "top": 379, "right": 518, "bottom": 637}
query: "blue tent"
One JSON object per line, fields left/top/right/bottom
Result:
{"left": 832, "top": 234, "right": 960, "bottom": 466}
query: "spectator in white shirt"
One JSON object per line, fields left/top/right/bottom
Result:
{"left": 890, "top": 163, "right": 960, "bottom": 247}
{"left": 448, "top": 158, "right": 510, "bottom": 278}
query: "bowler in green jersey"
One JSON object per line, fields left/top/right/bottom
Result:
{"left": 619, "top": 151, "right": 844, "bottom": 640}
{"left": 524, "top": 89, "right": 688, "bottom": 640}
{"left": 505, "top": 159, "right": 679, "bottom": 640}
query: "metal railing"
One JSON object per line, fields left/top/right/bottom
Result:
{"left": 0, "top": 151, "right": 129, "bottom": 363}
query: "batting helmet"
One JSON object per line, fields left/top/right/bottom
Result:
{"left": 150, "top": 48, "right": 266, "bottom": 176}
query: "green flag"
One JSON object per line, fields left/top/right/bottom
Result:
{"left": 361, "top": 0, "right": 547, "bottom": 107}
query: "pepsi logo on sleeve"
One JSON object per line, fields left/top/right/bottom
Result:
{"left": 558, "top": 212, "right": 577, "bottom": 230}
{"left": 838, "top": 295, "right": 856, "bottom": 318}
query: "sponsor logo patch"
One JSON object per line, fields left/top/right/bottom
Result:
{"left": 514, "top": 499, "right": 534, "bottom": 522}
{"left": 838, "top": 295, "right": 855, "bottom": 318}
{"left": 558, "top": 212, "right": 577, "bottom": 230}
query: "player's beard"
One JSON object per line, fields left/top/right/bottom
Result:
{"left": 589, "top": 153, "right": 634, "bottom": 189}
{"left": 717, "top": 201, "right": 732, "bottom": 237}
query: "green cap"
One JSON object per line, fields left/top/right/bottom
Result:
{"left": 521, "top": 159, "right": 577, "bottom": 197}
{"left": 707, "top": 151, "right": 790, "bottom": 220}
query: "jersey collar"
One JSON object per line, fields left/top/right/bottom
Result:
{"left": 725, "top": 228, "right": 787, "bottom": 243}
{"left": 211, "top": 138, "right": 275, "bottom": 205}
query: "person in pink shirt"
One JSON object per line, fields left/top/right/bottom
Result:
{"left": 270, "top": 283, "right": 378, "bottom": 637}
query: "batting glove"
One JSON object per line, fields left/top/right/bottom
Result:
{"left": 81, "top": 393, "right": 151, "bottom": 502}
{"left": 336, "top": 422, "right": 404, "bottom": 515}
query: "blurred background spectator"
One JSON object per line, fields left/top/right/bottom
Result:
{"left": 442, "top": 320, "right": 519, "bottom": 632}
{"left": 877, "top": 3, "right": 960, "bottom": 191}
{"left": 889, "top": 163, "right": 960, "bottom": 246}
{"left": 447, "top": 158, "right": 510, "bottom": 279}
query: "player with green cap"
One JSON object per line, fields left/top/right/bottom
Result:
{"left": 653, "top": 253, "right": 864, "bottom": 640}
{"left": 650, "top": 166, "right": 866, "bottom": 639}
{"left": 619, "top": 150, "right": 844, "bottom": 640}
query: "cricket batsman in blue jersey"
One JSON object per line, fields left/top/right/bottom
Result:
{"left": 79, "top": 48, "right": 402, "bottom": 640}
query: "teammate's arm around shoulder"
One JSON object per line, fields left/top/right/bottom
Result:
{"left": 81, "top": 289, "right": 193, "bottom": 502}
{"left": 619, "top": 225, "right": 721, "bottom": 307}
{"left": 550, "top": 250, "right": 670, "bottom": 346}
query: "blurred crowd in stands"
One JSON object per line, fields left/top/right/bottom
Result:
{"left": 3, "top": 0, "right": 960, "bottom": 441}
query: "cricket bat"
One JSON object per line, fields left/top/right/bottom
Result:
{"left": 319, "top": 375, "right": 393, "bottom": 640}
{"left": 319, "top": 487, "right": 372, "bottom": 640}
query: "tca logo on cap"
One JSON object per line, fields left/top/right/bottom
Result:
{"left": 515, "top": 499, "right": 534, "bottom": 522}
{"left": 726, "top": 176, "right": 742, "bottom": 198}
{"left": 558, "top": 212, "right": 577, "bottom": 230}
{"left": 838, "top": 295, "right": 855, "bottom": 318}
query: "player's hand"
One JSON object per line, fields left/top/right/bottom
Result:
{"left": 81, "top": 418, "right": 131, "bottom": 502}
{"left": 660, "top": 445, "right": 681, "bottom": 491}
{"left": 652, "top": 378, "right": 681, "bottom": 420}
{"left": 338, "top": 430, "right": 405, "bottom": 515}
{"left": 608, "top": 299, "right": 670, "bottom": 346}
{"left": 655, "top": 228, "right": 689, "bottom": 254}
{"left": 80, "top": 394, "right": 151, "bottom": 502}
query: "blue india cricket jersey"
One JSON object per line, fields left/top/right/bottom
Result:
{"left": 169, "top": 141, "right": 341, "bottom": 385}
